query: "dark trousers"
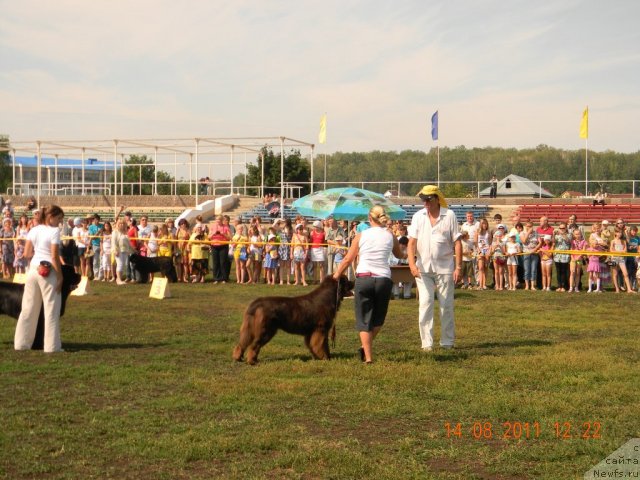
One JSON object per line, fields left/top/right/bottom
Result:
{"left": 211, "top": 245, "right": 229, "bottom": 281}
{"left": 555, "top": 261, "right": 570, "bottom": 290}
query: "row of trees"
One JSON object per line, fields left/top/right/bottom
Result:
{"left": 234, "top": 145, "right": 640, "bottom": 198}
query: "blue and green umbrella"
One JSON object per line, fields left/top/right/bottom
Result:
{"left": 292, "top": 187, "right": 406, "bottom": 221}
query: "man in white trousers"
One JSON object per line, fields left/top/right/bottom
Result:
{"left": 407, "top": 185, "right": 462, "bottom": 351}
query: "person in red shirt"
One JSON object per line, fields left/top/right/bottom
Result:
{"left": 536, "top": 216, "right": 554, "bottom": 237}
{"left": 309, "top": 220, "right": 326, "bottom": 282}
{"left": 209, "top": 215, "right": 231, "bottom": 283}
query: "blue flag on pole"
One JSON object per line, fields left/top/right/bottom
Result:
{"left": 431, "top": 111, "right": 438, "bottom": 141}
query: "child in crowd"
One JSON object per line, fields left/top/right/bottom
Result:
{"left": 101, "top": 222, "right": 113, "bottom": 282}
{"left": 157, "top": 224, "right": 173, "bottom": 258}
{"left": 189, "top": 227, "right": 208, "bottom": 283}
{"left": 539, "top": 234, "right": 554, "bottom": 291}
{"left": 609, "top": 227, "right": 635, "bottom": 294}
{"left": 232, "top": 224, "right": 249, "bottom": 284}
{"left": 490, "top": 230, "right": 506, "bottom": 290}
{"left": 13, "top": 215, "right": 29, "bottom": 274}
{"left": 1, "top": 218, "right": 15, "bottom": 279}
{"left": 626, "top": 225, "right": 639, "bottom": 289}
{"left": 475, "top": 218, "right": 491, "bottom": 290}
{"left": 505, "top": 232, "right": 522, "bottom": 291}
{"left": 291, "top": 223, "right": 308, "bottom": 286}
{"left": 264, "top": 233, "right": 279, "bottom": 285}
{"left": 248, "top": 225, "right": 263, "bottom": 284}
{"left": 569, "top": 228, "right": 587, "bottom": 292}
{"left": 459, "top": 231, "right": 475, "bottom": 289}
{"left": 586, "top": 236, "right": 603, "bottom": 293}
{"left": 147, "top": 225, "right": 159, "bottom": 258}
{"left": 333, "top": 235, "right": 347, "bottom": 271}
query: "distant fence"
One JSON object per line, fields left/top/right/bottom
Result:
{"left": 6, "top": 179, "right": 639, "bottom": 199}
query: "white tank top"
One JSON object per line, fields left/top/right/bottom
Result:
{"left": 356, "top": 227, "right": 393, "bottom": 278}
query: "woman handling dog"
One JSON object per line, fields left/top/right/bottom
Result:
{"left": 332, "top": 206, "right": 405, "bottom": 363}
{"left": 14, "top": 205, "right": 66, "bottom": 353}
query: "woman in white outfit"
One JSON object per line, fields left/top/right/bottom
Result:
{"left": 333, "top": 206, "right": 405, "bottom": 363}
{"left": 14, "top": 205, "right": 65, "bottom": 353}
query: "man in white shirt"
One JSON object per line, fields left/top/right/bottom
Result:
{"left": 407, "top": 185, "right": 462, "bottom": 351}
{"left": 460, "top": 211, "right": 480, "bottom": 287}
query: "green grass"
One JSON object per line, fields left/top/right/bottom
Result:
{"left": 1, "top": 280, "right": 638, "bottom": 479}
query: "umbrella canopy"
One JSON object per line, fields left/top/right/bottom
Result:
{"left": 292, "top": 187, "right": 406, "bottom": 221}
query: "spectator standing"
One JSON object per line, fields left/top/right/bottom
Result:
{"left": 474, "top": 218, "right": 492, "bottom": 290}
{"left": 309, "top": 220, "right": 326, "bottom": 282}
{"left": 553, "top": 223, "right": 571, "bottom": 291}
{"left": 325, "top": 217, "right": 345, "bottom": 276}
{"left": 489, "top": 175, "right": 498, "bottom": 198}
{"left": 113, "top": 219, "right": 135, "bottom": 284}
{"left": 101, "top": 222, "right": 114, "bottom": 282}
{"left": 291, "top": 223, "right": 308, "bottom": 286}
{"left": 278, "top": 219, "right": 293, "bottom": 285}
{"left": 610, "top": 227, "right": 634, "bottom": 294}
{"left": 88, "top": 214, "right": 104, "bottom": 280}
{"left": 569, "top": 228, "right": 587, "bottom": 293}
{"left": 407, "top": 185, "right": 462, "bottom": 352}
{"left": 519, "top": 222, "right": 540, "bottom": 290}
{"left": 14, "top": 205, "right": 65, "bottom": 353}
{"left": 626, "top": 225, "right": 639, "bottom": 289}
{"left": 209, "top": 215, "right": 231, "bottom": 284}
{"left": 176, "top": 219, "right": 191, "bottom": 283}
{"left": 13, "top": 215, "right": 30, "bottom": 274}
{"left": 1, "top": 217, "right": 15, "bottom": 279}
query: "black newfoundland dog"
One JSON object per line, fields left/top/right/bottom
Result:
{"left": 233, "top": 275, "right": 354, "bottom": 364}
{"left": 129, "top": 253, "right": 178, "bottom": 283}
{"left": 0, "top": 264, "right": 81, "bottom": 350}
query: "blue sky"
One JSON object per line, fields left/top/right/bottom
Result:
{"left": 1, "top": 0, "right": 639, "bottom": 155}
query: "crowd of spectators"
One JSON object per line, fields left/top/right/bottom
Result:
{"left": 1, "top": 196, "right": 639, "bottom": 294}
{"left": 458, "top": 211, "right": 639, "bottom": 293}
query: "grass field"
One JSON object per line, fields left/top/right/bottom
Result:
{"left": 1, "top": 279, "right": 638, "bottom": 479}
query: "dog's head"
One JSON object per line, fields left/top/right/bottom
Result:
{"left": 336, "top": 274, "right": 354, "bottom": 301}
{"left": 129, "top": 253, "right": 140, "bottom": 267}
{"left": 60, "top": 264, "right": 81, "bottom": 316}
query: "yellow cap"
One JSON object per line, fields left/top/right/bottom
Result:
{"left": 417, "top": 185, "right": 448, "bottom": 208}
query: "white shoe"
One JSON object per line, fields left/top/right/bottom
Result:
{"left": 421, "top": 346, "right": 433, "bottom": 352}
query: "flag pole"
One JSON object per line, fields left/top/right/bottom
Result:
{"left": 584, "top": 138, "right": 588, "bottom": 196}
{"left": 437, "top": 144, "right": 440, "bottom": 187}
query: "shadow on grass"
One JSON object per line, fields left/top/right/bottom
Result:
{"left": 61, "top": 342, "right": 168, "bottom": 352}
{"left": 471, "top": 339, "right": 552, "bottom": 349}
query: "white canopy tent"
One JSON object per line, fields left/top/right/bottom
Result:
{"left": 1, "top": 136, "right": 316, "bottom": 210}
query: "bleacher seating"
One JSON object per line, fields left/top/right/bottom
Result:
{"left": 13, "top": 207, "right": 184, "bottom": 223}
{"left": 517, "top": 204, "right": 640, "bottom": 225}
{"left": 400, "top": 204, "right": 490, "bottom": 224}
{"left": 240, "top": 203, "right": 490, "bottom": 224}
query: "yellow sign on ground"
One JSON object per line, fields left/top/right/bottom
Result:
{"left": 149, "top": 277, "right": 171, "bottom": 299}
{"left": 13, "top": 273, "right": 27, "bottom": 284}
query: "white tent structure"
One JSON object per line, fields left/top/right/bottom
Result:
{"left": 479, "top": 174, "right": 554, "bottom": 198}
{"left": 1, "top": 136, "right": 316, "bottom": 208}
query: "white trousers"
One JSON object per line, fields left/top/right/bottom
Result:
{"left": 415, "top": 272, "right": 455, "bottom": 348}
{"left": 14, "top": 269, "right": 62, "bottom": 352}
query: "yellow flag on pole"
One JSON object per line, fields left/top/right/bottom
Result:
{"left": 318, "top": 113, "right": 327, "bottom": 144}
{"left": 579, "top": 107, "right": 588, "bottom": 139}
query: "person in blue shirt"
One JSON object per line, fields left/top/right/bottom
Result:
{"left": 88, "top": 214, "right": 104, "bottom": 280}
